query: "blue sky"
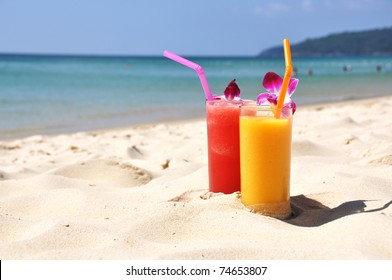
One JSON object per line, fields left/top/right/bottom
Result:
{"left": 0, "top": 0, "right": 391, "bottom": 56}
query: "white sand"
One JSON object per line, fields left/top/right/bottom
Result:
{"left": 1, "top": 97, "right": 391, "bottom": 259}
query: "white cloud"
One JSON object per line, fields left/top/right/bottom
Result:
{"left": 268, "top": 2, "right": 290, "bottom": 13}
{"left": 322, "top": 0, "right": 385, "bottom": 11}
{"left": 342, "top": 0, "right": 368, "bottom": 10}
{"left": 301, "top": 0, "right": 314, "bottom": 11}
{"left": 254, "top": 2, "right": 290, "bottom": 17}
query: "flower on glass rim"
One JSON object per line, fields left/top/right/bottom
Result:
{"left": 224, "top": 79, "right": 241, "bottom": 101}
{"left": 257, "top": 72, "right": 298, "bottom": 113}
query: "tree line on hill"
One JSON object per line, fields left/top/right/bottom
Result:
{"left": 259, "top": 27, "right": 392, "bottom": 57}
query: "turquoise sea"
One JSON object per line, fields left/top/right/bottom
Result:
{"left": 1, "top": 54, "right": 392, "bottom": 139}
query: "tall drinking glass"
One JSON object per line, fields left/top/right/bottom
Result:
{"left": 206, "top": 99, "right": 242, "bottom": 194}
{"left": 240, "top": 105, "right": 293, "bottom": 219}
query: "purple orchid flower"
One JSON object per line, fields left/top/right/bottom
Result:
{"left": 257, "top": 72, "right": 298, "bottom": 114}
{"left": 223, "top": 79, "right": 241, "bottom": 101}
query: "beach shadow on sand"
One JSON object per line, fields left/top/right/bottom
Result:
{"left": 285, "top": 195, "right": 392, "bottom": 227}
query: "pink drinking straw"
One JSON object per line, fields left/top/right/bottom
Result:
{"left": 163, "top": 50, "right": 214, "bottom": 100}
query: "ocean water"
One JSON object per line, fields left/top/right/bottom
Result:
{"left": 1, "top": 54, "right": 392, "bottom": 139}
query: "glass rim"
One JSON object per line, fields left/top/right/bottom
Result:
{"left": 240, "top": 104, "right": 293, "bottom": 117}
{"left": 240, "top": 104, "right": 291, "bottom": 109}
{"left": 206, "top": 98, "right": 256, "bottom": 105}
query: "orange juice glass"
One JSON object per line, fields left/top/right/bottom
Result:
{"left": 240, "top": 105, "right": 293, "bottom": 219}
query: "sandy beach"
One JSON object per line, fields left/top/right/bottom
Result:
{"left": 0, "top": 96, "right": 391, "bottom": 260}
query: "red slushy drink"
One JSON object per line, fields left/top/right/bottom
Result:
{"left": 206, "top": 99, "right": 241, "bottom": 194}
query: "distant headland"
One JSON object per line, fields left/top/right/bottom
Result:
{"left": 259, "top": 27, "right": 392, "bottom": 57}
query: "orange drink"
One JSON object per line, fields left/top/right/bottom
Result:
{"left": 240, "top": 105, "right": 293, "bottom": 219}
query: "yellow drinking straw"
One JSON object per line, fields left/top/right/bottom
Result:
{"left": 274, "top": 38, "right": 293, "bottom": 118}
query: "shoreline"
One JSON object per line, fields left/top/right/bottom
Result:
{"left": 297, "top": 94, "right": 392, "bottom": 110}
{"left": 2, "top": 95, "right": 391, "bottom": 142}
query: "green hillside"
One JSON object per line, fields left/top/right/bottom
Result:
{"left": 259, "top": 27, "right": 392, "bottom": 56}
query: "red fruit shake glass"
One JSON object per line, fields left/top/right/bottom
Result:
{"left": 163, "top": 51, "right": 247, "bottom": 194}
{"left": 206, "top": 99, "right": 242, "bottom": 194}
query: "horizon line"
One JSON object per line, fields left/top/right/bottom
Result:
{"left": 2, "top": 52, "right": 392, "bottom": 60}
{"left": 0, "top": 51, "right": 260, "bottom": 59}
